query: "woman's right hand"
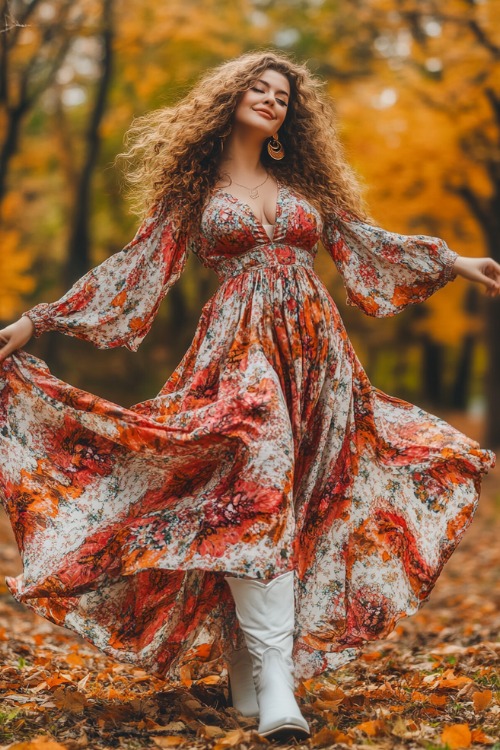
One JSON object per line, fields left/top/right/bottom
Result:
{"left": 0, "top": 316, "right": 35, "bottom": 362}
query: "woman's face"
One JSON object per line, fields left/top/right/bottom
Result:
{"left": 233, "top": 68, "right": 290, "bottom": 137}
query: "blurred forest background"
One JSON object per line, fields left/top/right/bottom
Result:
{"left": 1, "top": 0, "right": 499, "bottom": 447}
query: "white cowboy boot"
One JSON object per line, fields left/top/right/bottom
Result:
{"left": 226, "top": 645, "right": 259, "bottom": 716}
{"left": 225, "top": 571, "right": 310, "bottom": 739}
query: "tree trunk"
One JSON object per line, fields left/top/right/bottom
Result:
{"left": 450, "top": 334, "right": 475, "bottom": 411}
{"left": 421, "top": 338, "right": 444, "bottom": 407}
{"left": 65, "top": 0, "right": 114, "bottom": 285}
{"left": 484, "top": 208, "right": 500, "bottom": 448}
{"left": 484, "top": 295, "right": 500, "bottom": 448}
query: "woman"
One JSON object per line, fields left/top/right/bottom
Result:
{"left": 0, "top": 51, "right": 498, "bottom": 740}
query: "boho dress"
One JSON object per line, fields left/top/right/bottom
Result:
{"left": 0, "top": 183, "right": 495, "bottom": 682}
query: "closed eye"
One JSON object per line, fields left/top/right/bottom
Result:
{"left": 251, "top": 87, "right": 288, "bottom": 108}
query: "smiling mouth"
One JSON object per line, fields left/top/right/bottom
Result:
{"left": 254, "top": 110, "right": 274, "bottom": 120}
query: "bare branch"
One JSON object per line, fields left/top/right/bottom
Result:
{"left": 445, "top": 179, "right": 492, "bottom": 233}
{"left": 468, "top": 18, "right": 500, "bottom": 59}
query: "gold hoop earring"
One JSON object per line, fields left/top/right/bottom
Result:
{"left": 267, "top": 133, "right": 285, "bottom": 160}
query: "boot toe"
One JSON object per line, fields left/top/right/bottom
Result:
{"left": 259, "top": 717, "right": 310, "bottom": 740}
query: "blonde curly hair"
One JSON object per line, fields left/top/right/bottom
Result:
{"left": 114, "top": 50, "right": 369, "bottom": 238}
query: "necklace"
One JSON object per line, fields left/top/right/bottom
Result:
{"left": 225, "top": 172, "right": 270, "bottom": 199}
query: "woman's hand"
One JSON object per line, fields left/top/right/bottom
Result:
{"left": 452, "top": 256, "right": 500, "bottom": 297}
{"left": 0, "top": 316, "right": 35, "bottom": 362}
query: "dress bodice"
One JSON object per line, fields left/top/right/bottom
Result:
{"left": 193, "top": 184, "right": 323, "bottom": 281}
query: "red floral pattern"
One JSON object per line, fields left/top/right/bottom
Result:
{"left": 0, "top": 183, "right": 495, "bottom": 683}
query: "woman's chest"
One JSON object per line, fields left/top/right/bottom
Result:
{"left": 193, "top": 184, "right": 324, "bottom": 266}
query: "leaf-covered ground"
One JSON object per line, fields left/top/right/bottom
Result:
{"left": 1, "top": 416, "right": 499, "bottom": 750}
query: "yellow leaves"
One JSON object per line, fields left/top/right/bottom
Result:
{"left": 412, "top": 278, "right": 483, "bottom": 346}
{"left": 152, "top": 738, "right": 185, "bottom": 748}
{"left": 441, "top": 723, "right": 472, "bottom": 749}
{"left": 0, "top": 228, "right": 36, "bottom": 320}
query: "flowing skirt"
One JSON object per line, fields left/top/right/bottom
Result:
{"left": 0, "top": 262, "right": 495, "bottom": 681}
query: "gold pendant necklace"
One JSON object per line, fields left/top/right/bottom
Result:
{"left": 228, "top": 172, "right": 270, "bottom": 199}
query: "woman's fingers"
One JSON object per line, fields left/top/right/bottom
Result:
{"left": 0, "top": 340, "right": 16, "bottom": 362}
{"left": 455, "top": 257, "right": 500, "bottom": 296}
{"left": 482, "top": 261, "right": 500, "bottom": 296}
{"left": 0, "top": 319, "right": 34, "bottom": 361}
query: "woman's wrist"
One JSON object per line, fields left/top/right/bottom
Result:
{"left": 451, "top": 255, "right": 466, "bottom": 277}
{"left": 20, "top": 314, "right": 35, "bottom": 336}
{"left": 20, "top": 308, "right": 49, "bottom": 339}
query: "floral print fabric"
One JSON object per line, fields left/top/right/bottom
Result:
{"left": 0, "top": 183, "right": 495, "bottom": 682}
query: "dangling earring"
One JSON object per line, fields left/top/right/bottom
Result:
{"left": 267, "top": 132, "right": 285, "bottom": 160}
{"left": 219, "top": 124, "right": 232, "bottom": 154}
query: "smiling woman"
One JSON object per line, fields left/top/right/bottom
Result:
{"left": 0, "top": 49, "right": 499, "bottom": 743}
{"left": 212, "top": 69, "right": 290, "bottom": 222}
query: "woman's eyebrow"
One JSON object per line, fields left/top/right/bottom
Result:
{"left": 257, "top": 78, "right": 289, "bottom": 98}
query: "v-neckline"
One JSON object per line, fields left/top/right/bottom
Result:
{"left": 212, "top": 180, "right": 283, "bottom": 239}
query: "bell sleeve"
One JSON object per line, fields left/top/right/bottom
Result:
{"left": 322, "top": 209, "right": 459, "bottom": 317}
{"left": 21, "top": 202, "right": 188, "bottom": 352}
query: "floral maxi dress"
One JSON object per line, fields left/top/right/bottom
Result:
{"left": 0, "top": 184, "right": 496, "bottom": 681}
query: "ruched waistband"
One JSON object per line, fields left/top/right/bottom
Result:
{"left": 215, "top": 244, "right": 315, "bottom": 281}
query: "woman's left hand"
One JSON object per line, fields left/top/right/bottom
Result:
{"left": 452, "top": 256, "right": 500, "bottom": 297}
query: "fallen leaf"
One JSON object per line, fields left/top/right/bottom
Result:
{"left": 354, "top": 718, "right": 386, "bottom": 736}
{"left": 472, "top": 689, "right": 492, "bottom": 712}
{"left": 310, "top": 726, "right": 353, "bottom": 746}
{"left": 429, "top": 693, "right": 448, "bottom": 706}
{"left": 76, "top": 673, "right": 91, "bottom": 690}
{"left": 390, "top": 716, "right": 420, "bottom": 738}
{"left": 433, "top": 670, "right": 473, "bottom": 689}
{"left": 212, "top": 729, "right": 263, "bottom": 748}
{"left": 361, "top": 650, "right": 382, "bottom": 661}
{"left": 310, "top": 698, "right": 343, "bottom": 711}
{"left": 198, "top": 725, "right": 225, "bottom": 739}
{"left": 316, "top": 685, "right": 346, "bottom": 701}
{"left": 470, "top": 727, "right": 496, "bottom": 744}
{"left": 52, "top": 687, "right": 88, "bottom": 714}
{"left": 63, "top": 653, "right": 84, "bottom": 667}
{"left": 45, "top": 673, "right": 74, "bottom": 688}
{"left": 3, "top": 737, "right": 69, "bottom": 749}
{"left": 196, "top": 674, "right": 220, "bottom": 685}
{"left": 152, "top": 738, "right": 185, "bottom": 748}
{"left": 410, "top": 690, "right": 427, "bottom": 701}
{"left": 441, "top": 723, "right": 472, "bottom": 749}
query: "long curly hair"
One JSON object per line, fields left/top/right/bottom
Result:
{"left": 114, "top": 50, "right": 369, "bottom": 239}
